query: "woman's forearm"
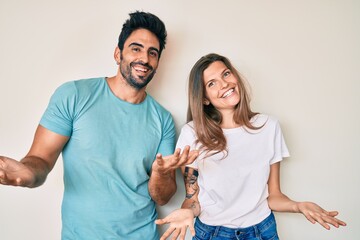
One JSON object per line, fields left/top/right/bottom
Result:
{"left": 268, "top": 192, "right": 299, "bottom": 213}
{"left": 182, "top": 198, "right": 201, "bottom": 217}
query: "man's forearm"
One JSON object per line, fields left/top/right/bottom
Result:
{"left": 148, "top": 170, "right": 176, "bottom": 205}
{"left": 21, "top": 156, "right": 52, "bottom": 188}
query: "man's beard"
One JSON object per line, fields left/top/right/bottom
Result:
{"left": 119, "top": 55, "right": 156, "bottom": 90}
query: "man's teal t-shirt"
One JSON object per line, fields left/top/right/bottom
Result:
{"left": 40, "top": 77, "right": 176, "bottom": 240}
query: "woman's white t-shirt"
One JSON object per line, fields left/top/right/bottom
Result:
{"left": 176, "top": 114, "right": 290, "bottom": 228}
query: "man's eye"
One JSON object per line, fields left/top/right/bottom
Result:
{"left": 132, "top": 47, "right": 140, "bottom": 52}
{"left": 149, "top": 51, "right": 158, "bottom": 57}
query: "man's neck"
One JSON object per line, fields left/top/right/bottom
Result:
{"left": 106, "top": 75, "right": 147, "bottom": 104}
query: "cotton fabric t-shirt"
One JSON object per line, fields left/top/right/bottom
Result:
{"left": 40, "top": 77, "right": 176, "bottom": 240}
{"left": 176, "top": 114, "right": 289, "bottom": 228}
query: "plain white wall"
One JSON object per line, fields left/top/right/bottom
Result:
{"left": 0, "top": 0, "right": 358, "bottom": 239}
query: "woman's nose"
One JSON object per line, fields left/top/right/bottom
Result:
{"left": 220, "top": 79, "right": 229, "bottom": 89}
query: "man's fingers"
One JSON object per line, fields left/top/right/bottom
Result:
{"left": 176, "top": 146, "right": 192, "bottom": 165}
{"left": 186, "top": 150, "right": 198, "bottom": 164}
{"left": 156, "top": 153, "right": 164, "bottom": 165}
{"left": 164, "top": 147, "right": 190, "bottom": 168}
{"left": 174, "top": 148, "right": 181, "bottom": 157}
{"left": 157, "top": 146, "right": 198, "bottom": 172}
{"left": 179, "top": 151, "right": 198, "bottom": 166}
{"left": 0, "top": 172, "right": 6, "bottom": 184}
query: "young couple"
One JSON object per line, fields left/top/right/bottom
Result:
{"left": 0, "top": 10, "right": 345, "bottom": 240}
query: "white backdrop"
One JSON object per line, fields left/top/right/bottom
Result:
{"left": 0, "top": 1, "right": 358, "bottom": 239}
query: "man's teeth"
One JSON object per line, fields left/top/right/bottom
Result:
{"left": 134, "top": 66, "right": 148, "bottom": 72}
{"left": 222, "top": 89, "right": 234, "bottom": 98}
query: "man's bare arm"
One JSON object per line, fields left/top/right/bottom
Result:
{"left": 0, "top": 125, "right": 69, "bottom": 187}
{"left": 148, "top": 146, "right": 198, "bottom": 205}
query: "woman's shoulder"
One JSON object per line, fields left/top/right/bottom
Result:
{"left": 250, "top": 113, "right": 281, "bottom": 129}
{"left": 181, "top": 121, "right": 195, "bottom": 132}
{"left": 176, "top": 121, "right": 198, "bottom": 147}
{"left": 177, "top": 121, "right": 198, "bottom": 138}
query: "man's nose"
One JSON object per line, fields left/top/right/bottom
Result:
{"left": 138, "top": 51, "right": 149, "bottom": 63}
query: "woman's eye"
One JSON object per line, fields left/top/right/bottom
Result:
{"left": 224, "top": 71, "right": 231, "bottom": 77}
{"left": 208, "top": 82, "right": 214, "bottom": 87}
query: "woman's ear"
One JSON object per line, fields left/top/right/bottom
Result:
{"left": 203, "top": 99, "right": 210, "bottom": 105}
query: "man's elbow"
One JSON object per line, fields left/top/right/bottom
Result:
{"left": 153, "top": 186, "right": 177, "bottom": 206}
{"left": 156, "top": 198, "right": 169, "bottom": 206}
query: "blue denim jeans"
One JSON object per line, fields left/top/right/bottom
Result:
{"left": 193, "top": 212, "right": 279, "bottom": 240}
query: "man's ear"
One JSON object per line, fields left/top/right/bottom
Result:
{"left": 114, "top": 46, "right": 121, "bottom": 65}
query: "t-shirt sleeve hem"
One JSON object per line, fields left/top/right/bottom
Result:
{"left": 270, "top": 152, "right": 290, "bottom": 165}
{"left": 39, "top": 122, "right": 72, "bottom": 137}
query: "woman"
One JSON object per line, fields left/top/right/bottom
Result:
{"left": 156, "top": 53, "right": 346, "bottom": 240}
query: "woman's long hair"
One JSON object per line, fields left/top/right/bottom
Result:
{"left": 187, "top": 53, "right": 260, "bottom": 156}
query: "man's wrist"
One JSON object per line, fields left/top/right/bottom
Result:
{"left": 152, "top": 168, "right": 174, "bottom": 179}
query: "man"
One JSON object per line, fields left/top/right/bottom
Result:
{"left": 0, "top": 11, "right": 197, "bottom": 239}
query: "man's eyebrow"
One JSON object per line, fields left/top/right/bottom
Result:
{"left": 149, "top": 47, "right": 159, "bottom": 54}
{"left": 128, "top": 42, "right": 144, "bottom": 48}
{"left": 128, "top": 42, "right": 159, "bottom": 54}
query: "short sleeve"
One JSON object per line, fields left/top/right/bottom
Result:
{"left": 39, "top": 81, "right": 77, "bottom": 137}
{"left": 270, "top": 120, "right": 290, "bottom": 164}
{"left": 176, "top": 123, "right": 198, "bottom": 169}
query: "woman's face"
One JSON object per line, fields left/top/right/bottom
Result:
{"left": 202, "top": 61, "right": 240, "bottom": 113}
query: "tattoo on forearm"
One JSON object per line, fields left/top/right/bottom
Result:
{"left": 184, "top": 167, "right": 199, "bottom": 199}
{"left": 190, "top": 200, "right": 198, "bottom": 209}
{"left": 189, "top": 200, "right": 201, "bottom": 216}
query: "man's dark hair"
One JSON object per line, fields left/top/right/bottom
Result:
{"left": 118, "top": 11, "right": 167, "bottom": 58}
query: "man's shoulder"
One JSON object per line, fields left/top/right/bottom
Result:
{"left": 145, "top": 94, "right": 171, "bottom": 114}
{"left": 70, "top": 77, "right": 106, "bottom": 97}
{"left": 56, "top": 77, "right": 104, "bottom": 91}
{"left": 50, "top": 77, "right": 105, "bottom": 103}
{"left": 73, "top": 77, "right": 105, "bottom": 89}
